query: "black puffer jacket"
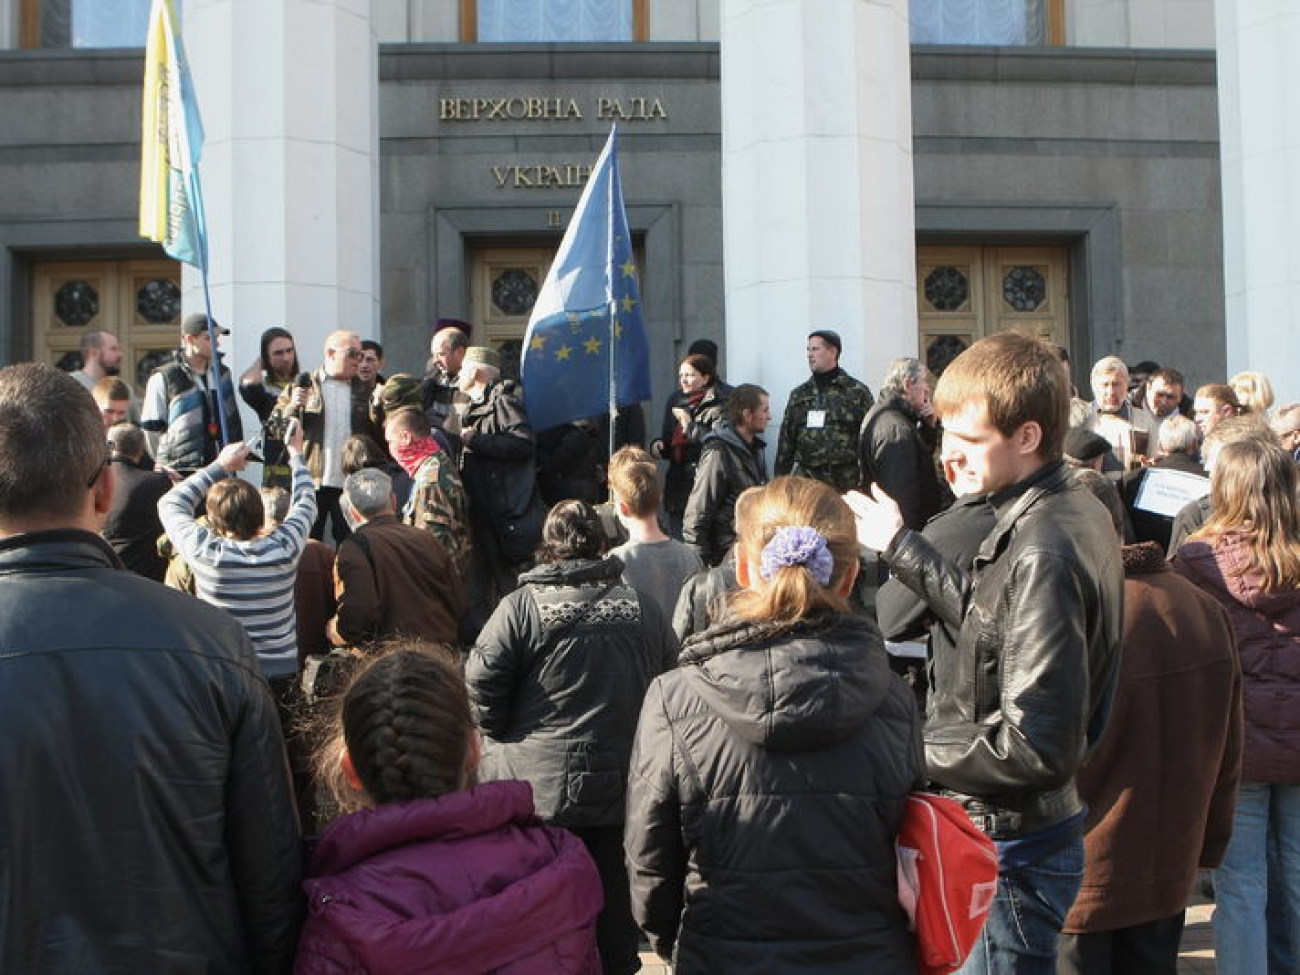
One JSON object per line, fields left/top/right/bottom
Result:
{"left": 465, "top": 556, "right": 678, "bottom": 827}
{"left": 625, "top": 612, "right": 923, "bottom": 973}
{"left": 886, "top": 460, "right": 1124, "bottom": 836}
{"left": 682, "top": 424, "right": 767, "bottom": 566}
{"left": 0, "top": 530, "right": 302, "bottom": 974}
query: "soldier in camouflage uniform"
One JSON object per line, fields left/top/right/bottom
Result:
{"left": 383, "top": 406, "right": 472, "bottom": 577}
{"left": 774, "top": 329, "right": 875, "bottom": 492}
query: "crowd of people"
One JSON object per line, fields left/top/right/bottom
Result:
{"left": 1, "top": 314, "right": 1298, "bottom": 975}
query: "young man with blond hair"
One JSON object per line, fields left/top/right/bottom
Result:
{"left": 849, "top": 331, "right": 1124, "bottom": 974}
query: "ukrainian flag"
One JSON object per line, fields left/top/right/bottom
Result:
{"left": 139, "top": 0, "right": 207, "bottom": 270}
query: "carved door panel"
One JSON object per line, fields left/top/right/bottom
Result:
{"left": 33, "top": 258, "right": 182, "bottom": 395}
{"left": 916, "top": 245, "right": 1069, "bottom": 376}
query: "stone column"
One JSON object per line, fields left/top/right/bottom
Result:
{"left": 1216, "top": 0, "right": 1300, "bottom": 403}
{"left": 719, "top": 0, "right": 916, "bottom": 421}
{"left": 182, "top": 0, "right": 380, "bottom": 394}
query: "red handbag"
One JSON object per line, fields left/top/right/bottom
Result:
{"left": 896, "top": 792, "right": 1000, "bottom": 975}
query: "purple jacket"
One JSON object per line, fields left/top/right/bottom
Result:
{"left": 294, "top": 780, "right": 603, "bottom": 974}
{"left": 1174, "top": 530, "right": 1300, "bottom": 784}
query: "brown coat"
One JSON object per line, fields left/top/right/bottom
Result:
{"left": 295, "top": 539, "right": 337, "bottom": 663}
{"left": 331, "top": 514, "right": 466, "bottom": 648}
{"left": 1065, "top": 541, "right": 1243, "bottom": 933}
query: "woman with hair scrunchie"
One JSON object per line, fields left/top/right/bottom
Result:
{"left": 625, "top": 475, "right": 925, "bottom": 972}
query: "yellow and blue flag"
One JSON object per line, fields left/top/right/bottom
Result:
{"left": 522, "top": 127, "right": 653, "bottom": 432}
{"left": 139, "top": 0, "right": 207, "bottom": 270}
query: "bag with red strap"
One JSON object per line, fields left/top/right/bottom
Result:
{"left": 896, "top": 791, "right": 1000, "bottom": 975}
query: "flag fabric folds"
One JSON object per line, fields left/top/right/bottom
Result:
{"left": 521, "top": 127, "right": 653, "bottom": 433}
{"left": 139, "top": 0, "right": 208, "bottom": 270}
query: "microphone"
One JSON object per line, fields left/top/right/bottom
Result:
{"left": 294, "top": 371, "right": 312, "bottom": 421}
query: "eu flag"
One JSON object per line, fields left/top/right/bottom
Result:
{"left": 522, "top": 127, "right": 653, "bottom": 433}
{"left": 139, "top": 0, "right": 208, "bottom": 270}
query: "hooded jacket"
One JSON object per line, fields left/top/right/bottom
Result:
{"left": 466, "top": 556, "right": 678, "bottom": 826}
{"left": 295, "top": 780, "right": 603, "bottom": 974}
{"left": 682, "top": 423, "right": 767, "bottom": 566}
{"left": 624, "top": 612, "right": 923, "bottom": 973}
{"left": 1173, "top": 530, "right": 1300, "bottom": 783}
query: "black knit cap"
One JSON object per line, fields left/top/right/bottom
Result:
{"left": 808, "top": 329, "right": 842, "bottom": 355}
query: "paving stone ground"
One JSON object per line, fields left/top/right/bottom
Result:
{"left": 635, "top": 893, "right": 1219, "bottom": 973}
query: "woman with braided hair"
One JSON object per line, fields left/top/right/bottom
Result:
{"left": 624, "top": 476, "right": 924, "bottom": 973}
{"left": 294, "top": 644, "right": 603, "bottom": 974}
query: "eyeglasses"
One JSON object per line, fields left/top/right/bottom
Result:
{"left": 87, "top": 443, "right": 113, "bottom": 488}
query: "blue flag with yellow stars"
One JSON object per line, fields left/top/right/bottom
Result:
{"left": 521, "top": 126, "right": 652, "bottom": 433}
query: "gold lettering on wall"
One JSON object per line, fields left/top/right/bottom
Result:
{"left": 440, "top": 97, "right": 584, "bottom": 121}
{"left": 596, "top": 97, "right": 667, "bottom": 121}
{"left": 439, "top": 95, "right": 669, "bottom": 123}
{"left": 491, "top": 164, "right": 593, "bottom": 190}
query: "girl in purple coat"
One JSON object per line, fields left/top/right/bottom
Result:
{"left": 294, "top": 645, "right": 604, "bottom": 974}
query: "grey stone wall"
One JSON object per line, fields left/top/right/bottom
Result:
{"left": 912, "top": 46, "right": 1224, "bottom": 388}
{"left": 0, "top": 42, "right": 1226, "bottom": 397}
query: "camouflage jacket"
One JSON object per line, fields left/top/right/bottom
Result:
{"left": 774, "top": 368, "right": 874, "bottom": 492}
{"left": 402, "top": 449, "right": 472, "bottom": 576}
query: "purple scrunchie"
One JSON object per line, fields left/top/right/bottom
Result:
{"left": 759, "top": 525, "right": 834, "bottom": 586}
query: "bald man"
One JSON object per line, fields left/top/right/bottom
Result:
{"left": 271, "top": 330, "right": 382, "bottom": 543}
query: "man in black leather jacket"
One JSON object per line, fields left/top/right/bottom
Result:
{"left": 849, "top": 332, "right": 1123, "bottom": 974}
{"left": 0, "top": 363, "right": 302, "bottom": 974}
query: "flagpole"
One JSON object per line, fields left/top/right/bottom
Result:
{"left": 190, "top": 168, "right": 230, "bottom": 447}
{"left": 607, "top": 126, "right": 619, "bottom": 462}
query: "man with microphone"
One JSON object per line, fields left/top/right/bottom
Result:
{"left": 271, "top": 330, "right": 382, "bottom": 543}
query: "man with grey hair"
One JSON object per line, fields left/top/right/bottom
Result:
{"left": 1122, "top": 413, "right": 1208, "bottom": 553}
{"left": 329, "top": 467, "right": 467, "bottom": 647}
{"left": 0, "top": 363, "right": 300, "bottom": 971}
{"left": 1271, "top": 402, "right": 1300, "bottom": 462}
{"left": 1081, "top": 355, "right": 1157, "bottom": 469}
{"left": 858, "top": 356, "right": 945, "bottom": 532}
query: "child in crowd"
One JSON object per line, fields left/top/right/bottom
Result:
{"left": 294, "top": 645, "right": 604, "bottom": 974}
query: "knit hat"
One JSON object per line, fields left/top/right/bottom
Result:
{"left": 808, "top": 329, "right": 842, "bottom": 355}
{"left": 1063, "top": 427, "right": 1112, "bottom": 465}
{"left": 463, "top": 346, "right": 501, "bottom": 369}
{"left": 380, "top": 373, "right": 422, "bottom": 412}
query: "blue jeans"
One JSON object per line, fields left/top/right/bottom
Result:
{"left": 955, "top": 833, "right": 1084, "bottom": 975}
{"left": 1214, "top": 781, "right": 1300, "bottom": 975}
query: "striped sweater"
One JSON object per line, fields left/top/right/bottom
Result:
{"left": 158, "top": 458, "right": 316, "bottom": 678}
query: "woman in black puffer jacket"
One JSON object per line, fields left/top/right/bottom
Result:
{"left": 467, "top": 500, "right": 678, "bottom": 975}
{"left": 625, "top": 475, "right": 924, "bottom": 973}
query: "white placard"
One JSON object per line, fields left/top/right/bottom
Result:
{"left": 1134, "top": 468, "right": 1210, "bottom": 518}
